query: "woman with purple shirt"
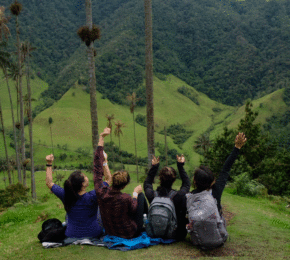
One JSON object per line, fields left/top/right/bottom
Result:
{"left": 45, "top": 154, "right": 110, "bottom": 238}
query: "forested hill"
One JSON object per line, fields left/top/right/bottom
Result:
{"left": 3, "top": 0, "right": 290, "bottom": 106}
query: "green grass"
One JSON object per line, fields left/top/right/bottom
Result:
{"left": 1, "top": 170, "right": 290, "bottom": 260}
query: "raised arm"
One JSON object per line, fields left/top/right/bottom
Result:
{"left": 176, "top": 154, "right": 190, "bottom": 195}
{"left": 45, "top": 154, "right": 55, "bottom": 190}
{"left": 215, "top": 132, "right": 247, "bottom": 196}
{"left": 102, "top": 150, "right": 112, "bottom": 185}
{"left": 144, "top": 156, "right": 159, "bottom": 203}
{"left": 94, "top": 128, "right": 111, "bottom": 192}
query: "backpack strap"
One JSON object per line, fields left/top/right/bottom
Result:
{"left": 154, "top": 190, "right": 177, "bottom": 199}
{"left": 168, "top": 190, "right": 177, "bottom": 200}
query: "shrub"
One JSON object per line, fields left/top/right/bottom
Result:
{"left": 135, "top": 114, "right": 146, "bottom": 127}
{"left": 40, "top": 193, "right": 50, "bottom": 203}
{"left": 177, "top": 86, "right": 199, "bottom": 105}
{"left": 35, "top": 165, "right": 45, "bottom": 171}
{"left": 160, "top": 123, "right": 193, "bottom": 146}
{"left": 59, "top": 153, "right": 67, "bottom": 161}
{"left": 0, "top": 183, "right": 30, "bottom": 208}
{"left": 139, "top": 174, "right": 147, "bottom": 183}
{"left": 55, "top": 173, "right": 65, "bottom": 185}
{"left": 212, "top": 107, "right": 222, "bottom": 112}
{"left": 233, "top": 172, "right": 268, "bottom": 197}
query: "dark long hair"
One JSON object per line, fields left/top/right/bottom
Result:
{"left": 64, "top": 171, "right": 84, "bottom": 212}
{"left": 193, "top": 165, "right": 215, "bottom": 191}
{"left": 157, "top": 166, "right": 177, "bottom": 196}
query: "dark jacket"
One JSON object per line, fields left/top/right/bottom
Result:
{"left": 144, "top": 162, "right": 190, "bottom": 241}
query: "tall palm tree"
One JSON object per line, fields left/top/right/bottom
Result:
{"left": 105, "top": 113, "right": 115, "bottom": 167}
{"left": 10, "top": 0, "right": 25, "bottom": 185}
{"left": 0, "top": 43, "right": 12, "bottom": 185}
{"left": 127, "top": 92, "right": 140, "bottom": 182}
{"left": 0, "top": 97, "right": 12, "bottom": 185}
{"left": 77, "top": 0, "right": 101, "bottom": 153}
{"left": 114, "top": 120, "right": 125, "bottom": 152}
{"left": 105, "top": 114, "right": 114, "bottom": 143}
{"left": 144, "top": 0, "right": 155, "bottom": 168}
{"left": 7, "top": 62, "right": 22, "bottom": 183}
{"left": 0, "top": 47, "right": 22, "bottom": 183}
{"left": 22, "top": 41, "right": 36, "bottom": 199}
{"left": 194, "top": 133, "right": 212, "bottom": 155}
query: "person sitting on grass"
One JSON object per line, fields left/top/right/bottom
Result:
{"left": 93, "top": 127, "right": 148, "bottom": 239}
{"left": 189, "top": 132, "right": 247, "bottom": 217}
{"left": 144, "top": 154, "right": 190, "bottom": 241}
{"left": 45, "top": 154, "right": 111, "bottom": 238}
{"left": 185, "top": 132, "right": 247, "bottom": 249}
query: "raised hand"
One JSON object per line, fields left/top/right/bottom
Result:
{"left": 152, "top": 155, "right": 160, "bottom": 165}
{"left": 100, "top": 127, "right": 111, "bottom": 137}
{"left": 46, "top": 154, "right": 54, "bottom": 164}
{"left": 235, "top": 132, "right": 247, "bottom": 149}
{"left": 134, "top": 185, "right": 143, "bottom": 194}
{"left": 176, "top": 154, "right": 185, "bottom": 163}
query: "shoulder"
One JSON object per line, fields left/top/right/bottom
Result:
{"left": 122, "top": 193, "right": 132, "bottom": 199}
{"left": 119, "top": 193, "right": 135, "bottom": 203}
{"left": 51, "top": 184, "right": 63, "bottom": 193}
{"left": 86, "top": 189, "right": 97, "bottom": 197}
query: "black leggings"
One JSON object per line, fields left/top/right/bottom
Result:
{"left": 134, "top": 192, "right": 148, "bottom": 236}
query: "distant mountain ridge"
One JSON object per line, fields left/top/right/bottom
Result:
{"left": 2, "top": 0, "right": 290, "bottom": 107}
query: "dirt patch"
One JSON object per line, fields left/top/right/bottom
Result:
{"left": 222, "top": 204, "right": 236, "bottom": 224}
{"left": 196, "top": 244, "right": 240, "bottom": 258}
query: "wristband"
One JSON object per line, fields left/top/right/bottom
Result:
{"left": 103, "top": 162, "right": 107, "bottom": 166}
{"left": 46, "top": 164, "right": 52, "bottom": 167}
{"left": 133, "top": 192, "right": 138, "bottom": 198}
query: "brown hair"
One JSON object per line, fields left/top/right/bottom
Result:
{"left": 112, "top": 170, "right": 130, "bottom": 190}
{"left": 159, "top": 166, "right": 177, "bottom": 188}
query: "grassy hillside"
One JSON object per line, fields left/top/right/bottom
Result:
{"left": 0, "top": 73, "right": 49, "bottom": 158}
{"left": 1, "top": 74, "right": 289, "bottom": 170}
{"left": 210, "top": 88, "right": 288, "bottom": 139}
{"left": 29, "top": 74, "right": 237, "bottom": 167}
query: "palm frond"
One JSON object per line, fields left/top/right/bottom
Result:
{"left": 10, "top": 1, "right": 22, "bottom": 16}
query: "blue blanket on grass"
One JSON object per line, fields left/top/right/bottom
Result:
{"left": 42, "top": 232, "right": 175, "bottom": 251}
{"left": 103, "top": 232, "right": 175, "bottom": 251}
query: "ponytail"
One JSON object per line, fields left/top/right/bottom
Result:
{"left": 64, "top": 171, "right": 84, "bottom": 212}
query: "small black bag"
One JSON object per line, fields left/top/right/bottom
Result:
{"left": 37, "top": 218, "right": 66, "bottom": 243}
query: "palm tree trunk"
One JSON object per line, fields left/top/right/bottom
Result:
{"left": 4, "top": 68, "right": 21, "bottom": 183}
{"left": 132, "top": 111, "right": 139, "bottom": 182}
{"left": 164, "top": 126, "right": 168, "bottom": 166}
{"left": 26, "top": 43, "right": 36, "bottom": 199}
{"left": 85, "top": 0, "right": 98, "bottom": 152}
{"left": 16, "top": 16, "right": 26, "bottom": 185}
{"left": 0, "top": 97, "right": 12, "bottom": 185}
{"left": 144, "top": 0, "right": 155, "bottom": 168}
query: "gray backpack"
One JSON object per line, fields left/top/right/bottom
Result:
{"left": 186, "top": 190, "right": 228, "bottom": 249}
{"left": 146, "top": 190, "right": 177, "bottom": 239}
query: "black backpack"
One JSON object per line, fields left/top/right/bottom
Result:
{"left": 37, "top": 218, "right": 66, "bottom": 243}
{"left": 146, "top": 190, "right": 177, "bottom": 239}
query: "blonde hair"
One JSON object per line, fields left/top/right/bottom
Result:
{"left": 112, "top": 170, "right": 130, "bottom": 190}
